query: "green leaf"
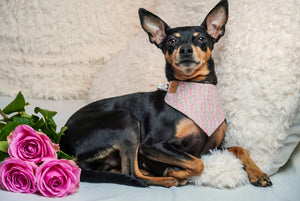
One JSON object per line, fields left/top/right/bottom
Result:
{"left": 0, "top": 109, "right": 9, "bottom": 121}
{"left": 12, "top": 117, "right": 32, "bottom": 125}
{"left": 31, "top": 114, "right": 40, "bottom": 122}
{"left": 0, "top": 122, "right": 6, "bottom": 129}
{"left": 0, "top": 151, "right": 9, "bottom": 162}
{"left": 0, "top": 141, "right": 8, "bottom": 153}
{"left": 55, "top": 126, "right": 68, "bottom": 144}
{"left": 57, "top": 150, "right": 73, "bottom": 160}
{"left": 30, "top": 118, "right": 45, "bottom": 131}
{"left": 34, "top": 107, "right": 57, "bottom": 120}
{"left": 0, "top": 121, "right": 21, "bottom": 141}
{"left": 2, "top": 92, "right": 26, "bottom": 114}
{"left": 20, "top": 112, "right": 32, "bottom": 119}
{"left": 40, "top": 123, "right": 58, "bottom": 142}
{"left": 34, "top": 107, "right": 57, "bottom": 129}
{"left": 59, "top": 126, "right": 68, "bottom": 135}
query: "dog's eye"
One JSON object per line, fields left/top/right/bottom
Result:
{"left": 197, "top": 37, "right": 206, "bottom": 42}
{"left": 167, "top": 38, "right": 177, "bottom": 45}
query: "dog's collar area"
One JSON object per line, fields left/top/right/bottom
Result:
{"left": 157, "top": 81, "right": 212, "bottom": 92}
{"left": 157, "top": 83, "right": 169, "bottom": 91}
{"left": 157, "top": 82, "right": 179, "bottom": 92}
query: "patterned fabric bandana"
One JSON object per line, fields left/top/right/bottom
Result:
{"left": 165, "top": 81, "right": 226, "bottom": 136}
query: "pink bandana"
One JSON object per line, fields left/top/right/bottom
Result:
{"left": 165, "top": 81, "right": 225, "bottom": 136}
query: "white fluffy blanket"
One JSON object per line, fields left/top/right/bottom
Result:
{"left": 0, "top": 0, "right": 299, "bottom": 188}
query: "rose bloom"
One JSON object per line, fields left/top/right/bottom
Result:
{"left": 36, "top": 158, "right": 81, "bottom": 197}
{"left": 7, "top": 125, "right": 59, "bottom": 163}
{"left": 0, "top": 158, "right": 38, "bottom": 194}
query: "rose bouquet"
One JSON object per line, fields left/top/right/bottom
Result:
{"left": 0, "top": 92, "right": 81, "bottom": 197}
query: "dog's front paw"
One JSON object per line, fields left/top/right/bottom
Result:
{"left": 158, "top": 177, "right": 186, "bottom": 188}
{"left": 249, "top": 172, "right": 272, "bottom": 187}
{"left": 177, "top": 179, "right": 188, "bottom": 187}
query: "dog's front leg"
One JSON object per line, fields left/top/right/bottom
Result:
{"left": 131, "top": 144, "right": 182, "bottom": 187}
{"left": 139, "top": 142, "right": 204, "bottom": 184}
{"left": 228, "top": 147, "right": 272, "bottom": 187}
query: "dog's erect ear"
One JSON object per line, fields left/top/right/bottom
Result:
{"left": 139, "top": 8, "right": 170, "bottom": 48}
{"left": 201, "top": 0, "right": 228, "bottom": 42}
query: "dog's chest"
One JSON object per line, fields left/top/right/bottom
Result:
{"left": 175, "top": 118, "right": 202, "bottom": 139}
{"left": 174, "top": 118, "right": 207, "bottom": 156}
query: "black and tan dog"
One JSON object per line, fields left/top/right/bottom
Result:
{"left": 60, "top": 0, "right": 272, "bottom": 187}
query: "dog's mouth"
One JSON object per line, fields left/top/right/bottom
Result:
{"left": 176, "top": 60, "right": 200, "bottom": 67}
{"left": 174, "top": 60, "right": 202, "bottom": 75}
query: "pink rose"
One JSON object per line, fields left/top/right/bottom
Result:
{"left": 8, "top": 125, "right": 59, "bottom": 163}
{"left": 36, "top": 158, "right": 81, "bottom": 197}
{"left": 0, "top": 158, "right": 38, "bottom": 194}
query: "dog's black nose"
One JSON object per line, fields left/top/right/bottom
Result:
{"left": 179, "top": 45, "right": 193, "bottom": 57}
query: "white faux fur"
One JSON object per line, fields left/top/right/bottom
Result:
{"left": 189, "top": 150, "right": 248, "bottom": 188}
{"left": 0, "top": 0, "right": 155, "bottom": 99}
{"left": 1, "top": 0, "right": 299, "bottom": 188}
{"left": 216, "top": 0, "right": 300, "bottom": 175}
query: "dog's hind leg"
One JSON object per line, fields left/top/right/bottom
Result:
{"left": 62, "top": 109, "right": 144, "bottom": 181}
{"left": 76, "top": 110, "right": 149, "bottom": 187}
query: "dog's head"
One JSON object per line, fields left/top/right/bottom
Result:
{"left": 139, "top": 0, "right": 228, "bottom": 84}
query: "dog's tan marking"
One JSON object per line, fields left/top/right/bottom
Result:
{"left": 193, "top": 32, "right": 199, "bottom": 37}
{"left": 193, "top": 46, "right": 211, "bottom": 67}
{"left": 174, "top": 33, "right": 180, "bottom": 37}
{"left": 165, "top": 47, "right": 179, "bottom": 65}
{"left": 175, "top": 118, "right": 201, "bottom": 139}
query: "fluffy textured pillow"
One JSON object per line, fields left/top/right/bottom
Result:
{"left": 0, "top": 0, "right": 155, "bottom": 99}
{"left": 89, "top": 0, "right": 300, "bottom": 188}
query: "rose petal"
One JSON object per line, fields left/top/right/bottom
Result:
{"left": 36, "top": 159, "right": 80, "bottom": 197}
{"left": 8, "top": 125, "right": 58, "bottom": 163}
{"left": 0, "top": 158, "right": 37, "bottom": 194}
